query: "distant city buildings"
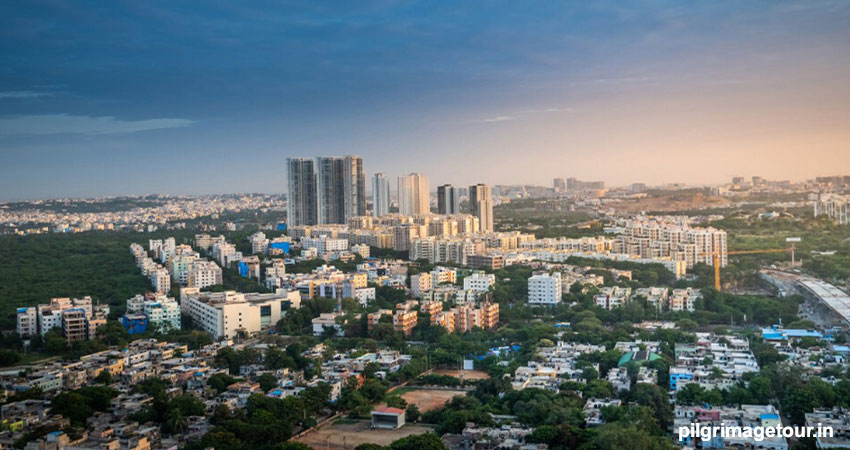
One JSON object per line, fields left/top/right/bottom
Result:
{"left": 814, "top": 193, "right": 849, "bottom": 225}
{"left": 437, "top": 184, "right": 460, "bottom": 215}
{"left": 316, "top": 155, "right": 366, "bottom": 224}
{"left": 286, "top": 157, "right": 318, "bottom": 226}
{"left": 469, "top": 183, "right": 494, "bottom": 232}
{"left": 397, "top": 173, "right": 430, "bottom": 215}
{"left": 372, "top": 172, "right": 391, "bottom": 217}
{"left": 553, "top": 177, "right": 566, "bottom": 192}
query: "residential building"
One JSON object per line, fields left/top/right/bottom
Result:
{"left": 17, "top": 307, "right": 37, "bottom": 337}
{"left": 437, "top": 184, "right": 460, "bottom": 215}
{"left": 316, "top": 155, "right": 366, "bottom": 224}
{"left": 464, "top": 271, "right": 495, "bottom": 291}
{"left": 125, "top": 293, "right": 181, "bottom": 331}
{"left": 301, "top": 235, "right": 349, "bottom": 254}
{"left": 393, "top": 302, "right": 418, "bottom": 336}
{"left": 20, "top": 297, "right": 109, "bottom": 340}
{"left": 286, "top": 157, "right": 318, "bottom": 226}
{"left": 187, "top": 260, "right": 223, "bottom": 289}
{"left": 397, "top": 173, "right": 430, "bottom": 215}
{"left": 410, "top": 272, "right": 432, "bottom": 298}
{"left": 528, "top": 272, "right": 562, "bottom": 305}
{"left": 372, "top": 173, "right": 390, "bottom": 217}
{"left": 469, "top": 183, "right": 494, "bottom": 232}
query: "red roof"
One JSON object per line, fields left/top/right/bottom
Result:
{"left": 373, "top": 407, "right": 404, "bottom": 414}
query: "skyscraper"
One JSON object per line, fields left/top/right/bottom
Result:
{"left": 437, "top": 184, "right": 459, "bottom": 215}
{"left": 286, "top": 158, "right": 318, "bottom": 226}
{"left": 316, "top": 155, "right": 366, "bottom": 224}
{"left": 398, "top": 173, "right": 430, "bottom": 215}
{"left": 553, "top": 178, "right": 566, "bottom": 191}
{"left": 469, "top": 183, "right": 494, "bottom": 233}
{"left": 373, "top": 173, "right": 390, "bottom": 217}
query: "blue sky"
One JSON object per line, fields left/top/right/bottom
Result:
{"left": 1, "top": 1, "right": 849, "bottom": 200}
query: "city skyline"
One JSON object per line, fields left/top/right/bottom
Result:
{"left": 2, "top": 1, "right": 850, "bottom": 200}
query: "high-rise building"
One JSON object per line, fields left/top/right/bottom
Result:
{"left": 286, "top": 158, "right": 318, "bottom": 226}
{"left": 553, "top": 178, "right": 566, "bottom": 191}
{"left": 398, "top": 173, "right": 430, "bottom": 215}
{"left": 469, "top": 183, "right": 494, "bottom": 232}
{"left": 437, "top": 184, "right": 460, "bottom": 214}
{"left": 373, "top": 173, "right": 390, "bottom": 217}
{"left": 316, "top": 155, "right": 366, "bottom": 224}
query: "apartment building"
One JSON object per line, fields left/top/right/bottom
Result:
{"left": 18, "top": 297, "right": 109, "bottom": 341}
{"left": 633, "top": 287, "right": 669, "bottom": 311}
{"left": 593, "top": 286, "right": 632, "bottom": 310}
{"left": 464, "top": 271, "right": 496, "bottom": 291}
{"left": 410, "top": 272, "right": 432, "bottom": 298}
{"left": 149, "top": 267, "right": 171, "bottom": 294}
{"left": 410, "top": 236, "right": 475, "bottom": 265}
{"left": 249, "top": 232, "right": 269, "bottom": 254}
{"left": 528, "top": 272, "right": 562, "bottom": 305}
{"left": 430, "top": 266, "right": 457, "bottom": 284}
{"left": 125, "top": 294, "right": 181, "bottom": 332}
{"left": 187, "top": 260, "right": 223, "bottom": 289}
{"left": 669, "top": 288, "right": 701, "bottom": 312}
{"left": 16, "top": 307, "right": 37, "bottom": 337}
{"left": 615, "top": 216, "right": 728, "bottom": 268}
{"left": 301, "top": 235, "right": 349, "bottom": 254}
{"left": 393, "top": 302, "right": 418, "bottom": 336}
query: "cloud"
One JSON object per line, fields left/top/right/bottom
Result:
{"left": 0, "top": 114, "right": 196, "bottom": 136}
{"left": 472, "top": 106, "right": 574, "bottom": 123}
{"left": 477, "top": 115, "right": 516, "bottom": 123}
{"left": 0, "top": 91, "right": 54, "bottom": 99}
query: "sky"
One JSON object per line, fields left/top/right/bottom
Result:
{"left": 1, "top": 0, "right": 849, "bottom": 200}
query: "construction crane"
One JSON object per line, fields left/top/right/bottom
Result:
{"left": 701, "top": 240, "right": 798, "bottom": 291}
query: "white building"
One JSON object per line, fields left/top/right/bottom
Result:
{"left": 187, "top": 260, "right": 223, "bottom": 289}
{"left": 183, "top": 289, "right": 302, "bottom": 339}
{"left": 301, "top": 235, "right": 349, "bottom": 254}
{"left": 249, "top": 232, "right": 270, "bottom": 254}
{"left": 528, "top": 272, "right": 562, "bottom": 305}
{"left": 212, "top": 241, "right": 241, "bottom": 267}
{"left": 16, "top": 307, "right": 37, "bottom": 337}
{"left": 464, "top": 271, "right": 496, "bottom": 291}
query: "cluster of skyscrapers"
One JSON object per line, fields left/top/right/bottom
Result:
{"left": 287, "top": 156, "right": 493, "bottom": 232}
{"left": 287, "top": 156, "right": 366, "bottom": 226}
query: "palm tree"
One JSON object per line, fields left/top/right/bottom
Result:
{"left": 166, "top": 410, "right": 188, "bottom": 435}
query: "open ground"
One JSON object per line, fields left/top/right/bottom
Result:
{"left": 430, "top": 369, "right": 491, "bottom": 380}
{"left": 295, "top": 420, "right": 435, "bottom": 449}
{"left": 400, "top": 388, "right": 469, "bottom": 412}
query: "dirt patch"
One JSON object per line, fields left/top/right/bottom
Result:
{"left": 431, "top": 369, "right": 491, "bottom": 380}
{"left": 400, "top": 388, "right": 468, "bottom": 412}
{"left": 295, "top": 420, "right": 434, "bottom": 449}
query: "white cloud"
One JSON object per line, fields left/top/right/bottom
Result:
{"left": 0, "top": 91, "right": 54, "bottom": 99}
{"left": 473, "top": 106, "right": 574, "bottom": 124}
{"left": 477, "top": 115, "right": 516, "bottom": 123}
{"left": 0, "top": 114, "right": 196, "bottom": 136}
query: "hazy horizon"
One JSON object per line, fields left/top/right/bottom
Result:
{"left": 2, "top": 1, "right": 849, "bottom": 201}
